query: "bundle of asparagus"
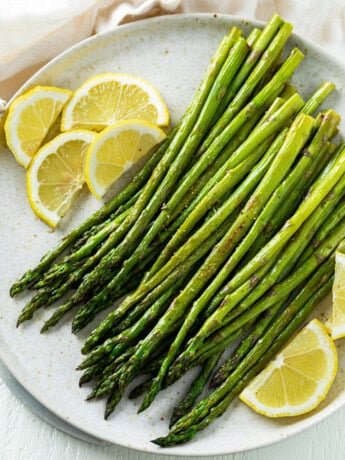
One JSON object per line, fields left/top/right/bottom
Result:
{"left": 11, "top": 14, "right": 345, "bottom": 446}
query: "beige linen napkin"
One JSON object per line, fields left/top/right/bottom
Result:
{"left": 0, "top": 0, "right": 344, "bottom": 100}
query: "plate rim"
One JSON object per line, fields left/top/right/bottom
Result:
{"left": 1, "top": 12, "right": 345, "bottom": 456}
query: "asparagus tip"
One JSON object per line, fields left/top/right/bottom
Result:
{"left": 85, "top": 392, "right": 96, "bottom": 401}
{"left": 16, "top": 317, "right": 24, "bottom": 328}
{"left": 151, "top": 436, "right": 175, "bottom": 447}
{"left": 151, "top": 437, "right": 165, "bottom": 447}
{"left": 169, "top": 416, "right": 178, "bottom": 429}
{"left": 40, "top": 324, "right": 49, "bottom": 333}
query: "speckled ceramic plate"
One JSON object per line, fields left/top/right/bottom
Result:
{"left": 1, "top": 14, "right": 345, "bottom": 457}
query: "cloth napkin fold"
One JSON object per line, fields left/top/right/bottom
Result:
{"left": 0, "top": 0, "right": 344, "bottom": 99}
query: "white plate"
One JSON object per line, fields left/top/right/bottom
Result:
{"left": 1, "top": 14, "right": 345, "bottom": 457}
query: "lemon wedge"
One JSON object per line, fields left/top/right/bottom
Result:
{"left": 61, "top": 73, "right": 169, "bottom": 132}
{"left": 85, "top": 119, "right": 166, "bottom": 199}
{"left": 330, "top": 250, "right": 345, "bottom": 339}
{"left": 240, "top": 319, "right": 337, "bottom": 417}
{"left": 5, "top": 86, "right": 72, "bottom": 167}
{"left": 27, "top": 130, "right": 96, "bottom": 227}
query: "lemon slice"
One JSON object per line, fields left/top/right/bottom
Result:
{"left": 5, "top": 86, "right": 72, "bottom": 167}
{"left": 85, "top": 119, "right": 166, "bottom": 199}
{"left": 330, "top": 251, "right": 345, "bottom": 339}
{"left": 27, "top": 130, "right": 96, "bottom": 227}
{"left": 240, "top": 319, "right": 337, "bottom": 417}
{"left": 61, "top": 73, "right": 169, "bottom": 132}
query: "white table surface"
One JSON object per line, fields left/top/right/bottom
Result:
{"left": 1, "top": 373, "right": 345, "bottom": 460}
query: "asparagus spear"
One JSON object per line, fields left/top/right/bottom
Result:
{"left": 35, "top": 206, "right": 133, "bottom": 288}
{"left": 12, "top": 25, "right": 241, "bottom": 297}
{"left": 9, "top": 134, "right": 172, "bottom": 296}
{"left": 199, "top": 22, "right": 293, "bottom": 154}
{"left": 39, "top": 251, "right": 150, "bottom": 332}
{"left": 156, "top": 259, "right": 334, "bottom": 446}
{"left": 214, "top": 14, "right": 284, "bottom": 117}
{"left": 301, "top": 82, "right": 335, "bottom": 115}
{"left": 104, "top": 388, "right": 122, "bottom": 420}
{"left": 142, "top": 188, "right": 345, "bottom": 408}
{"left": 169, "top": 351, "right": 223, "bottom": 427}
{"left": 197, "top": 141, "right": 345, "bottom": 313}
{"left": 118, "top": 113, "right": 314, "bottom": 400}
{"left": 161, "top": 96, "right": 285, "bottom": 245}
{"left": 210, "top": 305, "right": 282, "bottom": 387}
{"left": 70, "top": 35, "right": 249, "bottom": 296}
{"left": 152, "top": 107, "right": 337, "bottom": 294}
{"left": 78, "top": 355, "right": 114, "bottom": 386}
{"left": 70, "top": 48, "right": 303, "bottom": 310}
{"left": 89, "top": 94, "right": 302, "bottom": 329}
{"left": 155, "top": 82, "right": 334, "bottom": 281}
{"left": 69, "top": 190, "right": 141, "bottom": 253}
{"left": 240, "top": 142, "right": 338, "bottom": 266}
{"left": 32, "top": 205, "right": 133, "bottom": 292}
{"left": 128, "top": 318, "right": 256, "bottom": 400}
{"left": 206, "top": 143, "right": 345, "bottom": 320}
{"left": 78, "top": 273, "right": 191, "bottom": 369}
{"left": 200, "top": 117, "right": 339, "bottom": 321}
{"left": 174, "top": 207, "right": 345, "bottom": 376}
{"left": 75, "top": 130, "right": 279, "bottom": 325}
{"left": 146, "top": 97, "right": 288, "bottom": 278}
{"left": 298, "top": 197, "right": 345, "bottom": 264}
{"left": 81, "top": 214, "right": 237, "bottom": 353}
{"left": 81, "top": 125, "right": 286, "bottom": 353}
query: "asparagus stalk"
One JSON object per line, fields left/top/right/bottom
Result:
{"left": 78, "top": 272, "right": 191, "bottom": 369}
{"left": 118, "top": 113, "right": 314, "bottom": 400}
{"left": 301, "top": 82, "right": 335, "bottom": 115}
{"left": 197, "top": 142, "right": 345, "bottom": 314}
{"left": 129, "top": 317, "right": 256, "bottom": 400}
{"left": 157, "top": 82, "right": 334, "bottom": 281}
{"left": 104, "top": 388, "right": 122, "bottom": 420}
{"left": 75, "top": 131, "right": 279, "bottom": 325}
{"left": 169, "top": 351, "right": 223, "bottom": 427}
{"left": 71, "top": 48, "right": 303, "bottom": 310}
{"left": 298, "top": 197, "right": 345, "bottom": 264}
{"left": 173, "top": 208, "right": 345, "bottom": 376}
{"left": 9, "top": 134, "right": 172, "bottom": 296}
{"left": 69, "top": 190, "right": 141, "bottom": 253}
{"left": 156, "top": 259, "right": 335, "bottom": 445}
{"left": 81, "top": 127, "right": 285, "bottom": 353}
{"left": 70, "top": 35, "right": 249, "bottom": 300}
{"left": 139, "top": 52, "right": 303, "bottom": 281}
{"left": 81, "top": 214, "right": 237, "bottom": 353}
{"left": 92, "top": 94, "right": 302, "bottom": 326}
{"left": 210, "top": 304, "right": 282, "bottom": 387}
{"left": 200, "top": 116, "right": 339, "bottom": 320}
{"left": 214, "top": 15, "right": 284, "bottom": 118}
{"left": 154, "top": 107, "right": 337, "bottom": 300}
{"left": 33, "top": 206, "right": 133, "bottom": 290}
{"left": 146, "top": 97, "right": 288, "bottom": 278}
{"left": 209, "top": 143, "right": 345, "bottom": 317}
{"left": 240, "top": 142, "right": 337, "bottom": 266}
{"left": 39, "top": 250, "right": 152, "bottom": 333}
{"left": 199, "top": 22, "right": 293, "bottom": 155}
{"left": 14, "top": 24, "right": 241, "bottom": 299}
{"left": 161, "top": 96, "right": 285, "bottom": 247}
{"left": 142, "top": 186, "right": 345, "bottom": 407}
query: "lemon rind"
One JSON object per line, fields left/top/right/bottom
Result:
{"left": 85, "top": 118, "right": 166, "bottom": 199}
{"left": 27, "top": 130, "right": 96, "bottom": 227}
{"left": 5, "top": 86, "right": 72, "bottom": 168}
{"left": 61, "top": 73, "right": 169, "bottom": 131}
{"left": 239, "top": 319, "right": 338, "bottom": 417}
